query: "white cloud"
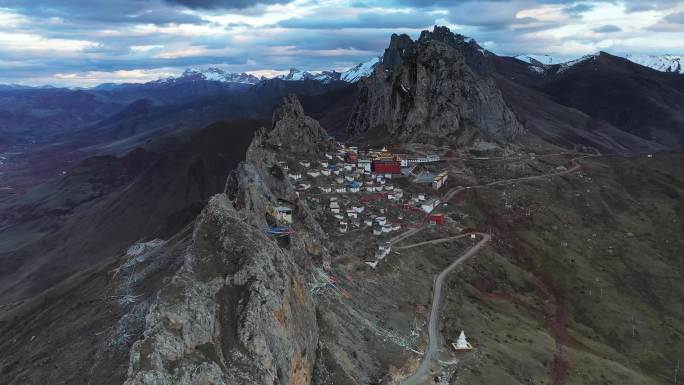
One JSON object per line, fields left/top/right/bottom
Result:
{"left": 0, "top": 0, "right": 683, "bottom": 86}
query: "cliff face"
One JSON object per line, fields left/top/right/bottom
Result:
{"left": 347, "top": 26, "right": 524, "bottom": 144}
{"left": 123, "top": 95, "right": 333, "bottom": 385}
{"left": 123, "top": 195, "right": 319, "bottom": 385}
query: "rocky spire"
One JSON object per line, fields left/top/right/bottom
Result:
{"left": 348, "top": 25, "right": 523, "bottom": 145}
{"left": 258, "top": 94, "right": 334, "bottom": 158}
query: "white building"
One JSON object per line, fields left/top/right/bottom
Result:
{"left": 338, "top": 223, "right": 348, "bottom": 233}
{"left": 274, "top": 206, "right": 293, "bottom": 224}
{"left": 321, "top": 169, "right": 331, "bottom": 176}
{"left": 421, "top": 198, "right": 440, "bottom": 213}
{"left": 307, "top": 170, "right": 320, "bottom": 178}
{"left": 336, "top": 187, "right": 346, "bottom": 193}
{"left": 376, "top": 242, "right": 391, "bottom": 259}
{"left": 299, "top": 160, "right": 311, "bottom": 168}
{"left": 400, "top": 155, "right": 441, "bottom": 166}
{"left": 320, "top": 186, "right": 332, "bottom": 193}
{"left": 432, "top": 171, "right": 448, "bottom": 190}
{"left": 357, "top": 159, "right": 372, "bottom": 172}
{"left": 288, "top": 173, "right": 302, "bottom": 181}
{"left": 452, "top": 331, "right": 473, "bottom": 351}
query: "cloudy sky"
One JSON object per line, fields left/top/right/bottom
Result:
{"left": 1, "top": 0, "right": 683, "bottom": 86}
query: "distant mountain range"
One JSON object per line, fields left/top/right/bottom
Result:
{"left": 2, "top": 52, "right": 679, "bottom": 93}
{"left": 92, "top": 57, "right": 381, "bottom": 91}
{"left": 514, "top": 53, "right": 683, "bottom": 74}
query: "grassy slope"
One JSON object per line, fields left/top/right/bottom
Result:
{"left": 442, "top": 153, "right": 683, "bottom": 385}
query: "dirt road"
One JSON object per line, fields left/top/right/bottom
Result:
{"left": 442, "top": 156, "right": 585, "bottom": 201}
{"left": 399, "top": 232, "right": 491, "bottom": 385}
{"left": 394, "top": 157, "right": 585, "bottom": 384}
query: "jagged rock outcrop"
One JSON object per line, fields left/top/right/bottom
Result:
{"left": 347, "top": 25, "right": 524, "bottom": 144}
{"left": 123, "top": 194, "right": 318, "bottom": 385}
{"left": 263, "top": 94, "right": 335, "bottom": 158}
{"left": 240, "top": 95, "right": 336, "bottom": 268}
{"left": 122, "top": 95, "right": 334, "bottom": 385}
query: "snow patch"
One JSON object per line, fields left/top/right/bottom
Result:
{"left": 556, "top": 53, "right": 600, "bottom": 74}
{"left": 624, "top": 54, "right": 683, "bottom": 74}
{"left": 340, "top": 57, "right": 380, "bottom": 82}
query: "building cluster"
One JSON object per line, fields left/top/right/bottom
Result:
{"left": 274, "top": 143, "right": 450, "bottom": 242}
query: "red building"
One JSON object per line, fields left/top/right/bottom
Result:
{"left": 428, "top": 213, "right": 445, "bottom": 225}
{"left": 372, "top": 160, "right": 401, "bottom": 174}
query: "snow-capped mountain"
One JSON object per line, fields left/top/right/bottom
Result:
{"left": 275, "top": 57, "right": 380, "bottom": 83}
{"left": 514, "top": 52, "right": 683, "bottom": 75}
{"left": 88, "top": 57, "right": 382, "bottom": 90}
{"left": 277, "top": 68, "right": 342, "bottom": 83}
{"left": 275, "top": 58, "right": 380, "bottom": 83}
{"left": 556, "top": 53, "right": 600, "bottom": 73}
{"left": 513, "top": 54, "right": 562, "bottom": 66}
{"left": 175, "top": 68, "right": 263, "bottom": 84}
{"left": 340, "top": 57, "right": 380, "bottom": 82}
{"left": 623, "top": 54, "right": 682, "bottom": 74}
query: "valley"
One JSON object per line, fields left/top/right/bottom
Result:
{"left": 0, "top": 24, "right": 682, "bottom": 385}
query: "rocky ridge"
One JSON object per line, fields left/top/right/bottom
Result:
{"left": 123, "top": 95, "right": 334, "bottom": 385}
{"left": 347, "top": 26, "right": 524, "bottom": 145}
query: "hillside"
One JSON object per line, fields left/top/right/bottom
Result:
{"left": 493, "top": 52, "right": 684, "bottom": 148}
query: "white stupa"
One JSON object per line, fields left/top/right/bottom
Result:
{"left": 452, "top": 330, "right": 473, "bottom": 351}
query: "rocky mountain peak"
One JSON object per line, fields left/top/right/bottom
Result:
{"left": 348, "top": 25, "right": 523, "bottom": 145}
{"left": 251, "top": 94, "right": 334, "bottom": 160}
{"left": 418, "top": 25, "right": 466, "bottom": 47}
{"left": 271, "top": 94, "right": 306, "bottom": 128}
{"left": 382, "top": 33, "right": 414, "bottom": 70}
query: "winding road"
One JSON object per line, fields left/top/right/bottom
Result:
{"left": 398, "top": 232, "right": 491, "bottom": 385}
{"left": 391, "top": 156, "right": 586, "bottom": 384}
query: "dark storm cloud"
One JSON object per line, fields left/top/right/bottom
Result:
{"left": 446, "top": 1, "right": 540, "bottom": 31}
{"left": 259, "top": 29, "right": 392, "bottom": 51}
{"left": 1, "top": 0, "right": 683, "bottom": 86}
{"left": 163, "top": 0, "right": 292, "bottom": 9}
{"left": 593, "top": 24, "right": 622, "bottom": 33}
{"left": 278, "top": 11, "right": 437, "bottom": 29}
{"left": 0, "top": 0, "right": 207, "bottom": 25}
